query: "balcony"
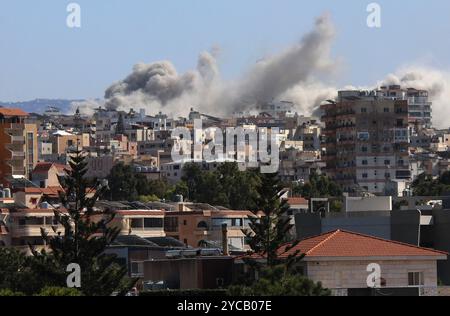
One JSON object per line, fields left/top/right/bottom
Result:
{"left": 10, "top": 151, "right": 26, "bottom": 158}
{"left": 10, "top": 135, "right": 25, "bottom": 143}
{"left": 11, "top": 225, "right": 63, "bottom": 238}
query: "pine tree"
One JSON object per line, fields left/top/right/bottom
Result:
{"left": 32, "top": 150, "right": 135, "bottom": 296}
{"left": 245, "top": 172, "right": 302, "bottom": 267}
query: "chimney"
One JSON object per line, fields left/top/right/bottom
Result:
{"left": 222, "top": 223, "right": 229, "bottom": 256}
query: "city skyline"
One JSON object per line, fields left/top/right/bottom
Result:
{"left": 1, "top": 0, "right": 450, "bottom": 103}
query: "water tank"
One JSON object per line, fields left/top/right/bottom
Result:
{"left": 3, "top": 188, "right": 11, "bottom": 198}
{"left": 135, "top": 167, "right": 142, "bottom": 173}
{"left": 40, "top": 202, "right": 50, "bottom": 209}
{"left": 175, "top": 195, "right": 184, "bottom": 203}
{"left": 0, "top": 190, "right": 4, "bottom": 198}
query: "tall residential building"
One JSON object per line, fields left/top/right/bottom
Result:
{"left": 377, "top": 85, "right": 432, "bottom": 128}
{"left": 322, "top": 90, "right": 411, "bottom": 194}
{"left": 0, "top": 108, "right": 38, "bottom": 185}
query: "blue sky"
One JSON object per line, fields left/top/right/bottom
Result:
{"left": 1, "top": 0, "right": 450, "bottom": 101}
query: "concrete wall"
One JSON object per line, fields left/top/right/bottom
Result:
{"left": 323, "top": 212, "right": 391, "bottom": 239}
{"left": 143, "top": 257, "right": 233, "bottom": 289}
{"left": 306, "top": 259, "right": 438, "bottom": 290}
{"left": 345, "top": 196, "right": 392, "bottom": 212}
{"left": 390, "top": 210, "right": 420, "bottom": 246}
{"left": 295, "top": 212, "right": 391, "bottom": 240}
{"left": 430, "top": 209, "right": 450, "bottom": 285}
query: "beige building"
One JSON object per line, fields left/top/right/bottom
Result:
{"left": 268, "top": 230, "right": 447, "bottom": 296}
{"left": 52, "top": 131, "right": 90, "bottom": 155}
{"left": 110, "top": 210, "right": 166, "bottom": 238}
{"left": 164, "top": 206, "right": 255, "bottom": 251}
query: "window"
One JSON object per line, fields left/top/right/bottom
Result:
{"left": 384, "top": 160, "right": 391, "bottom": 165}
{"left": 362, "top": 160, "right": 368, "bottom": 166}
{"left": 362, "top": 173, "right": 368, "bottom": 179}
{"left": 130, "top": 218, "right": 143, "bottom": 229}
{"left": 358, "top": 132, "right": 370, "bottom": 141}
{"left": 384, "top": 108, "right": 390, "bottom": 113}
{"left": 144, "top": 218, "right": 163, "bottom": 229}
{"left": 408, "top": 272, "right": 424, "bottom": 286}
{"left": 385, "top": 173, "right": 391, "bottom": 178}
{"left": 361, "top": 108, "right": 367, "bottom": 113}
{"left": 130, "top": 262, "right": 144, "bottom": 277}
{"left": 197, "top": 221, "right": 209, "bottom": 230}
{"left": 183, "top": 220, "right": 187, "bottom": 226}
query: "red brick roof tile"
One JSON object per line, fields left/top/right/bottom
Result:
{"left": 0, "top": 108, "right": 28, "bottom": 117}
{"left": 278, "top": 230, "right": 448, "bottom": 259}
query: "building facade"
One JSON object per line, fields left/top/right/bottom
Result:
{"left": 0, "top": 108, "right": 38, "bottom": 185}
{"left": 322, "top": 90, "right": 411, "bottom": 194}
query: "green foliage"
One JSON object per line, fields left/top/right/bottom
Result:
{"left": 140, "top": 289, "right": 228, "bottom": 297}
{"left": 411, "top": 172, "right": 450, "bottom": 196}
{"left": 138, "top": 194, "right": 160, "bottom": 203}
{"left": 228, "top": 265, "right": 331, "bottom": 296}
{"left": 0, "top": 248, "right": 43, "bottom": 295}
{"left": 293, "top": 171, "right": 343, "bottom": 199}
{"left": 244, "top": 173, "right": 302, "bottom": 267}
{"left": 35, "top": 287, "right": 83, "bottom": 297}
{"left": 181, "top": 162, "right": 261, "bottom": 209}
{"left": 330, "top": 199, "right": 343, "bottom": 213}
{"left": 107, "top": 163, "right": 139, "bottom": 201}
{"left": 33, "top": 150, "right": 135, "bottom": 296}
{"left": 0, "top": 289, "right": 26, "bottom": 296}
{"left": 107, "top": 163, "right": 172, "bottom": 201}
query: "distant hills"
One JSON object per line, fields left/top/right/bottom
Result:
{"left": 0, "top": 99, "right": 85, "bottom": 114}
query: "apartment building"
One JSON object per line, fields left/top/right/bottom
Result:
{"left": 111, "top": 210, "right": 166, "bottom": 238}
{"left": 51, "top": 130, "right": 90, "bottom": 155}
{"left": 377, "top": 85, "right": 432, "bottom": 128}
{"left": 164, "top": 207, "right": 255, "bottom": 251}
{"left": 322, "top": 90, "right": 411, "bottom": 194}
{"left": 0, "top": 108, "right": 38, "bottom": 185}
{"left": 1, "top": 207, "right": 65, "bottom": 254}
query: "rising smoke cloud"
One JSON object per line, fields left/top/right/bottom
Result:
{"left": 379, "top": 66, "right": 450, "bottom": 128}
{"left": 101, "top": 14, "right": 338, "bottom": 117}
{"left": 73, "top": 14, "right": 450, "bottom": 128}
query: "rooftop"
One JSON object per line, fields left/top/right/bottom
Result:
{"left": 0, "top": 108, "right": 29, "bottom": 117}
{"left": 277, "top": 230, "right": 448, "bottom": 260}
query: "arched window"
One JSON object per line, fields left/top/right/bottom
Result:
{"left": 197, "top": 221, "right": 209, "bottom": 230}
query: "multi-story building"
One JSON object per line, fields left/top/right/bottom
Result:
{"left": 0, "top": 108, "right": 38, "bottom": 185}
{"left": 322, "top": 90, "right": 411, "bottom": 194}
{"left": 164, "top": 206, "right": 256, "bottom": 251}
{"left": 377, "top": 85, "right": 432, "bottom": 128}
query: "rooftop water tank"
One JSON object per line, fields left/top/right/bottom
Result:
{"left": 3, "top": 188, "right": 11, "bottom": 198}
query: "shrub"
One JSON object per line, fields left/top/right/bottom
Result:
{"left": 35, "top": 287, "right": 83, "bottom": 296}
{"left": 140, "top": 289, "right": 228, "bottom": 297}
{"left": 0, "top": 289, "right": 26, "bottom": 296}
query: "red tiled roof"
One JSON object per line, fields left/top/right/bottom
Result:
{"left": 24, "top": 186, "right": 63, "bottom": 196}
{"left": 286, "top": 197, "right": 308, "bottom": 205}
{"left": 116, "top": 210, "right": 165, "bottom": 216}
{"left": 0, "top": 108, "right": 28, "bottom": 117}
{"left": 0, "top": 223, "right": 9, "bottom": 235}
{"left": 277, "top": 230, "right": 448, "bottom": 259}
{"left": 32, "top": 162, "right": 68, "bottom": 174}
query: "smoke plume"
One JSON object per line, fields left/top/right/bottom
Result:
{"left": 101, "top": 14, "right": 338, "bottom": 117}
{"left": 379, "top": 66, "right": 450, "bottom": 128}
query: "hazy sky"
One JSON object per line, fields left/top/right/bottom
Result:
{"left": 1, "top": 0, "right": 450, "bottom": 101}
